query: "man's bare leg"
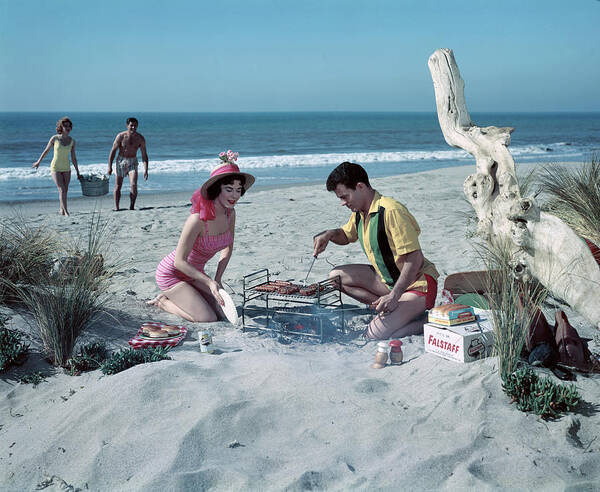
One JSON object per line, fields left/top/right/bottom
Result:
{"left": 365, "top": 293, "right": 426, "bottom": 339}
{"left": 113, "top": 175, "right": 124, "bottom": 211}
{"left": 329, "top": 264, "right": 389, "bottom": 305}
{"left": 128, "top": 170, "right": 138, "bottom": 210}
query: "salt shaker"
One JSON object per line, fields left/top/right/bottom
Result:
{"left": 389, "top": 340, "right": 403, "bottom": 364}
{"left": 372, "top": 341, "right": 389, "bottom": 369}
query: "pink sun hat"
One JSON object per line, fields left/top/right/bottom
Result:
{"left": 199, "top": 161, "right": 255, "bottom": 199}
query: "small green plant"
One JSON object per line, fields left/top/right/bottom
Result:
{"left": 20, "top": 372, "right": 47, "bottom": 387}
{"left": 100, "top": 347, "right": 171, "bottom": 375}
{"left": 64, "top": 341, "right": 109, "bottom": 376}
{"left": 0, "top": 323, "right": 29, "bottom": 371}
{"left": 503, "top": 367, "right": 580, "bottom": 419}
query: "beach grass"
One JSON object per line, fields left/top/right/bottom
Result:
{"left": 0, "top": 215, "right": 57, "bottom": 304}
{"left": 475, "top": 238, "right": 547, "bottom": 380}
{"left": 539, "top": 158, "right": 600, "bottom": 245}
{"left": 9, "top": 213, "right": 116, "bottom": 367}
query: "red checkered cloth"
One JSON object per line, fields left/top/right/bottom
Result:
{"left": 128, "top": 322, "right": 188, "bottom": 350}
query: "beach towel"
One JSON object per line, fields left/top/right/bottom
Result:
{"left": 128, "top": 322, "right": 188, "bottom": 350}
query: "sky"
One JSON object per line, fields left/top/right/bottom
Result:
{"left": 1, "top": 0, "right": 599, "bottom": 112}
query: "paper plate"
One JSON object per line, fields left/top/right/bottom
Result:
{"left": 219, "top": 288, "right": 238, "bottom": 325}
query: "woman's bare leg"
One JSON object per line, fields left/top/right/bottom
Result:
{"left": 52, "top": 171, "right": 71, "bottom": 215}
{"left": 365, "top": 292, "right": 427, "bottom": 339}
{"left": 150, "top": 282, "right": 218, "bottom": 322}
{"left": 329, "top": 264, "right": 390, "bottom": 305}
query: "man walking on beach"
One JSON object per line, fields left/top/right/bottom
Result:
{"left": 108, "top": 117, "right": 149, "bottom": 210}
{"left": 313, "top": 162, "right": 439, "bottom": 339}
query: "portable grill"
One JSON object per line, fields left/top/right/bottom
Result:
{"left": 242, "top": 268, "right": 345, "bottom": 341}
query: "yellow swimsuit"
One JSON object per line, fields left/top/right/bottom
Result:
{"left": 50, "top": 138, "right": 73, "bottom": 172}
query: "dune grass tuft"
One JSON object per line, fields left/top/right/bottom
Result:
{"left": 9, "top": 213, "right": 115, "bottom": 367}
{"left": 475, "top": 238, "right": 547, "bottom": 380}
{"left": 539, "top": 158, "right": 600, "bottom": 245}
{"left": 0, "top": 216, "right": 57, "bottom": 304}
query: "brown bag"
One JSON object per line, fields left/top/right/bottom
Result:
{"left": 554, "top": 310, "right": 600, "bottom": 373}
{"left": 525, "top": 307, "right": 555, "bottom": 353}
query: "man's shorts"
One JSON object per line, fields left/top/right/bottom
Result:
{"left": 116, "top": 156, "right": 139, "bottom": 178}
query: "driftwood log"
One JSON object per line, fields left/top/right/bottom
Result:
{"left": 428, "top": 48, "right": 600, "bottom": 329}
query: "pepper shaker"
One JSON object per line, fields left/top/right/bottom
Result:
{"left": 389, "top": 340, "right": 403, "bottom": 364}
{"left": 372, "top": 341, "right": 389, "bottom": 369}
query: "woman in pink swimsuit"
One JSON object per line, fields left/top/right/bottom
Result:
{"left": 149, "top": 151, "right": 255, "bottom": 322}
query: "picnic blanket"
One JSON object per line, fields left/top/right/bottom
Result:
{"left": 128, "top": 322, "right": 188, "bottom": 350}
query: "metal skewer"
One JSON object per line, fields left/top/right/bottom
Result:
{"left": 302, "top": 256, "right": 317, "bottom": 286}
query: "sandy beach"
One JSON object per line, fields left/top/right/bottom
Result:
{"left": 1, "top": 162, "right": 599, "bottom": 491}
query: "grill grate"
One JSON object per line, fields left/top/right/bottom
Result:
{"left": 241, "top": 268, "right": 345, "bottom": 341}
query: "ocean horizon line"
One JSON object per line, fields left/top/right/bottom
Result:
{"left": 2, "top": 110, "right": 600, "bottom": 115}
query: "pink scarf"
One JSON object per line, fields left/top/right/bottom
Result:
{"left": 190, "top": 188, "right": 215, "bottom": 220}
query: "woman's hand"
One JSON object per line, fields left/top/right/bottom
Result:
{"left": 209, "top": 280, "right": 225, "bottom": 306}
{"left": 32, "top": 161, "right": 40, "bottom": 169}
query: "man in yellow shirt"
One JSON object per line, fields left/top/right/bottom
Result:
{"left": 313, "top": 162, "right": 439, "bottom": 339}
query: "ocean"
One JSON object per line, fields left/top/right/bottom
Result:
{"left": 0, "top": 112, "right": 598, "bottom": 202}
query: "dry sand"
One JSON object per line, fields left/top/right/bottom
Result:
{"left": 1, "top": 163, "right": 599, "bottom": 491}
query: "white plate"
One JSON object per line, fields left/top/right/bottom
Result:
{"left": 219, "top": 288, "right": 238, "bottom": 325}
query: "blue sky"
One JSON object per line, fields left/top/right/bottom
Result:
{"left": 1, "top": 0, "right": 599, "bottom": 112}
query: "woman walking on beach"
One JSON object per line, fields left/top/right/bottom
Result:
{"left": 32, "top": 117, "right": 81, "bottom": 216}
{"left": 149, "top": 151, "right": 254, "bottom": 322}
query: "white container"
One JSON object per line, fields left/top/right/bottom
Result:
{"left": 198, "top": 330, "right": 214, "bottom": 353}
{"left": 424, "top": 312, "right": 494, "bottom": 363}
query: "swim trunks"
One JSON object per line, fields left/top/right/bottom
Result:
{"left": 116, "top": 155, "right": 139, "bottom": 177}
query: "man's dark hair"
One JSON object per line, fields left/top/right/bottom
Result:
{"left": 326, "top": 162, "right": 371, "bottom": 191}
{"left": 126, "top": 117, "right": 138, "bottom": 125}
{"left": 206, "top": 174, "right": 247, "bottom": 200}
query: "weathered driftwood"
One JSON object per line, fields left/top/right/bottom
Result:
{"left": 428, "top": 48, "right": 600, "bottom": 329}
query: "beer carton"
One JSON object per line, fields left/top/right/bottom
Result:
{"left": 424, "top": 314, "right": 494, "bottom": 363}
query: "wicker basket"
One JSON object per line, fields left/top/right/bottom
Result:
{"left": 79, "top": 175, "right": 109, "bottom": 197}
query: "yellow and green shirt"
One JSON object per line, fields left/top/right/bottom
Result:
{"left": 340, "top": 191, "right": 438, "bottom": 291}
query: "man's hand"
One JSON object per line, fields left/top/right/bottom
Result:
{"left": 107, "top": 165, "right": 113, "bottom": 176}
{"left": 143, "top": 168, "right": 148, "bottom": 180}
{"left": 371, "top": 292, "right": 400, "bottom": 313}
{"left": 313, "top": 230, "right": 332, "bottom": 257}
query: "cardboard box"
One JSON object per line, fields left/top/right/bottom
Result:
{"left": 424, "top": 314, "right": 494, "bottom": 363}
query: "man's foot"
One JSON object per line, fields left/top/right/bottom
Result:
{"left": 129, "top": 205, "right": 135, "bottom": 210}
